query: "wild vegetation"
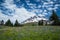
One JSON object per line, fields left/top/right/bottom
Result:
{"left": 0, "top": 26, "right": 60, "bottom": 40}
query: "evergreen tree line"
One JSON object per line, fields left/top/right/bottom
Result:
{"left": 0, "top": 10, "right": 60, "bottom": 26}
{"left": 49, "top": 10, "right": 60, "bottom": 25}
{"left": 38, "top": 10, "right": 60, "bottom": 26}
{"left": 0, "top": 19, "right": 23, "bottom": 27}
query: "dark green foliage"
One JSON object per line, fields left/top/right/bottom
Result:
{"left": 0, "top": 20, "right": 4, "bottom": 25}
{"left": 5, "top": 19, "right": 13, "bottom": 26}
{"left": 49, "top": 10, "right": 60, "bottom": 25}
{"left": 49, "top": 10, "right": 59, "bottom": 21}
{"left": 38, "top": 20, "right": 43, "bottom": 25}
{"left": 14, "top": 20, "right": 21, "bottom": 26}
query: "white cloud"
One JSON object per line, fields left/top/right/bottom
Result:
{"left": 0, "top": 0, "right": 36, "bottom": 23}
{"left": 49, "top": 1, "right": 54, "bottom": 4}
{"left": 55, "top": 4, "right": 60, "bottom": 7}
{"left": 31, "top": 9, "right": 39, "bottom": 13}
{"left": 48, "top": 8, "right": 53, "bottom": 10}
{"left": 44, "top": 2, "right": 48, "bottom": 5}
{"left": 38, "top": 14, "right": 45, "bottom": 17}
{"left": 27, "top": 3, "right": 33, "bottom": 5}
{"left": 14, "top": 7, "right": 36, "bottom": 22}
{"left": 43, "top": 12, "right": 48, "bottom": 15}
{"left": 5, "top": 0, "right": 14, "bottom": 4}
{"left": 27, "top": 3, "right": 37, "bottom": 9}
{"left": 44, "top": 10, "right": 47, "bottom": 12}
{"left": 0, "top": 7, "right": 36, "bottom": 23}
{"left": 38, "top": 5, "right": 41, "bottom": 8}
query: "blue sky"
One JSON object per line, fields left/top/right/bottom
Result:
{"left": 0, "top": 0, "right": 60, "bottom": 23}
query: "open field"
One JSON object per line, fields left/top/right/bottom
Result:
{"left": 0, "top": 26, "right": 60, "bottom": 40}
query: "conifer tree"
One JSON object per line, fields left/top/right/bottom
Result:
{"left": 38, "top": 20, "right": 43, "bottom": 25}
{"left": 49, "top": 10, "right": 59, "bottom": 25}
{"left": 14, "top": 20, "right": 20, "bottom": 26}
{"left": 5, "top": 19, "right": 13, "bottom": 26}
{"left": 1, "top": 20, "right": 4, "bottom": 25}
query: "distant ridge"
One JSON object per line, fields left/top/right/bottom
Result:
{"left": 21, "top": 15, "right": 48, "bottom": 24}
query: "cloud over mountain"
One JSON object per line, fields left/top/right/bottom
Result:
{"left": 0, "top": 0, "right": 60, "bottom": 23}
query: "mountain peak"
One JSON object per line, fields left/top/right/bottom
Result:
{"left": 21, "top": 15, "right": 48, "bottom": 24}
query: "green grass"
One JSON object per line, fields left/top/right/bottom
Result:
{"left": 0, "top": 26, "right": 60, "bottom": 40}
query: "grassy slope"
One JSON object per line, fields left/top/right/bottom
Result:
{"left": 0, "top": 26, "right": 60, "bottom": 40}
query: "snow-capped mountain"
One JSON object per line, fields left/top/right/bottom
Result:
{"left": 21, "top": 15, "right": 48, "bottom": 24}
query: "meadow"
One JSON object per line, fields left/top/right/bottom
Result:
{"left": 0, "top": 26, "right": 60, "bottom": 40}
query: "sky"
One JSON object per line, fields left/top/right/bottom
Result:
{"left": 0, "top": 0, "right": 60, "bottom": 23}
